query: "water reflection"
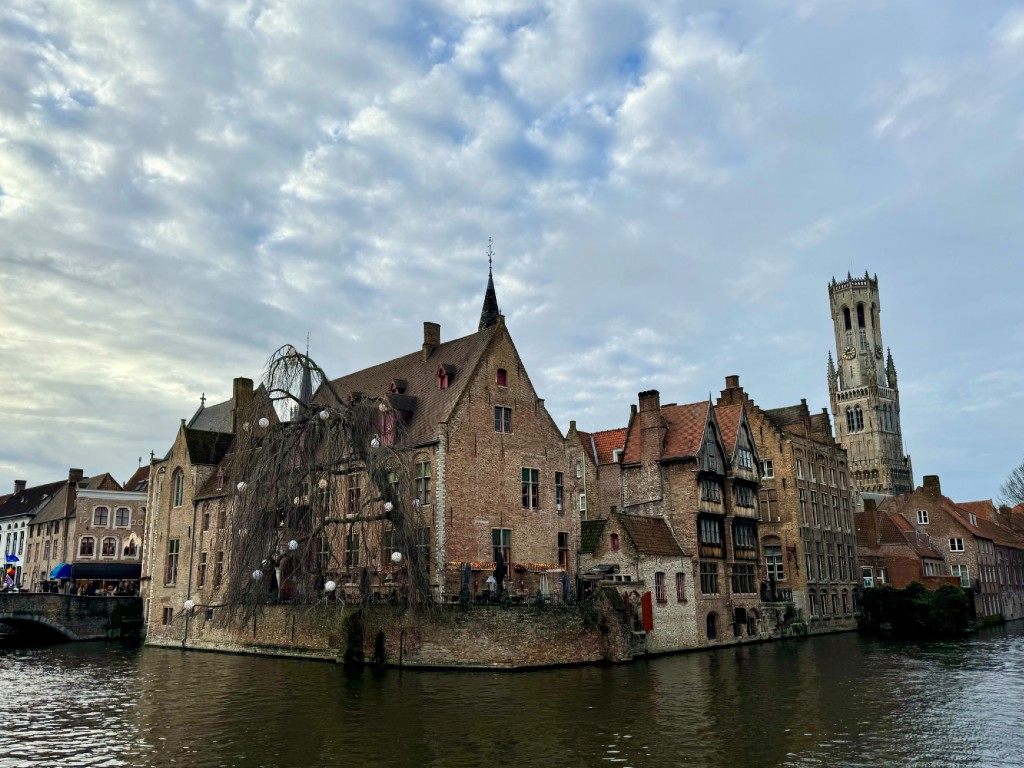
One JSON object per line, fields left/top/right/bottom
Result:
{"left": 1, "top": 626, "right": 1022, "bottom": 767}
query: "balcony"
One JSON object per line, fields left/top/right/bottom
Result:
{"left": 760, "top": 585, "right": 793, "bottom": 604}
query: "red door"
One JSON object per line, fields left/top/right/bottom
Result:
{"left": 641, "top": 591, "right": 654, "bottom": 631}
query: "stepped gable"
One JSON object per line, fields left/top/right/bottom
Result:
{"left": 592, "top": 428, "right": 627, "bottom": 465}
{"left": 319, "top": 324, "right": 500, "bottom": 448}
{"left": 617, "top": 513, "right": 684, "bottom": 556}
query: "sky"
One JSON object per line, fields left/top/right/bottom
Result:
{"left": 2, "top": 1, "right": 1023, "bottom": 503}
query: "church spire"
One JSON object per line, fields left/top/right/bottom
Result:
{"left": 297, "top": 334, "right": 313, "bottom": 414}
{"left": 478, "top": 238, "right": 500, "bottom": 331}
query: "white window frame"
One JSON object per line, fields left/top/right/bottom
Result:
{"left": 917, "top": 510, "right": 929, "bottom": 525}
{"left": 949, "top": 538, "right": 965, "bottom": 552}
{"left": 761, "top": 459, "right": 774, "bottom": 479}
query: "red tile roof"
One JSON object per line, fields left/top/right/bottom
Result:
{"left": 957, "top": 499, "right": 996, "bottom": 521}
{"left": 592, "top": 428, "right": 627, "bottom": 465}
{"left": 661, "top": 401, "right": 710, "bottom": 460}
{"left": 714, "top": 404, "right": 743, "bottom": 455}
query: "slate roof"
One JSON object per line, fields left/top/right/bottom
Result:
{"left": 617, "top": 514, "right": 684, "bottom": 557}
{"left": 764, "top": 404, "right": 805, "bottom": 428}
{"left": 592, "top": 428, "right": 627, "bottom": 465}
{"left": 0, "top": 479, "right": 66, "bottom": 521}
{"left": 580, "top": 519, "right": 607, "bottom": 554}
{"left": 188, "top": 397, "right": 235, "bottom": 432}
{"left": 714, "top": 404, "right": 743, "bottom": 455}
{"left": 317, "top": 324, "right": 500, "bottom": 447}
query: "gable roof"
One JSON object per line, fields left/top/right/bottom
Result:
{"left": 661, "top": 401, "right": 712, "bottom": 460}
{"left": 617, "top": 514, "right": 684, "bottom": 557}
{"left": 958, "top": 499, "right": 996, "bottom": 521}
{"left": 714, "top": 404, "right": 743, "bottom": 455}
{"left": 188, "top": 397, "right": 235, "bottom": 432}
{"left": 592, "top": 428, "right": 627, "bottom": 465}
{"left": 318, "top": 324, "right": 501, "bottom": 447}
{"left": 0, "top": 479, "right": 67, "bottom": 521}
{"left": 764, "top": 404, "right": 805, "bottom": 429}
{"left": 124, "top": 466, "right": 150, "bottom": 492}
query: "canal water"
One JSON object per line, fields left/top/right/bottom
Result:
{"left": 2, "top": 626, "right": 1023, "bottom": 768}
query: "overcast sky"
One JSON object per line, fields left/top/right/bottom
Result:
{"left": 2, "top": 1, "right": 1022, "bottom": 503}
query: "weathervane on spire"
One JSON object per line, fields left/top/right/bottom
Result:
{"left": 487, "top": 237, "right": 494, "bottom": 275}
{"left": 479, "top": 237, "right": 500, "bottom": 331}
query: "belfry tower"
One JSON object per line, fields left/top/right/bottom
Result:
{"left": 827, "top": 272, "right": 913, "bottom": 495}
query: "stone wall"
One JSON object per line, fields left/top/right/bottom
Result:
{"left": 0, "top": 593, "right": 142, "bottom": 640}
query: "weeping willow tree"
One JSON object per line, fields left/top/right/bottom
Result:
{"left": 219, "top": 344, "right": 433, "bottom": 621}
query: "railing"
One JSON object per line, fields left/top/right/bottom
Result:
{"left": 760, "top": 586, "right": 793, "bottom": 603}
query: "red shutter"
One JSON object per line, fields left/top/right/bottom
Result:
{"left": 641, "top": 591, "right": 654, "bottom": 631}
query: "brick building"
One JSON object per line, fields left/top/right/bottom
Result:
{"left": 144, "top": 266, "right": 586, "bottom": 648}
{"left": 878, "top": 475, "right": 1024, "bottom": 619}
{"left": 618, "top": 390, "right": 767, "bottom": 647}
{"left": 568, "top": 423, "right": 627, "bottom": 520}
{"left": 717, "top": 376, "right": 860, "bottom": 634}
{"left": 854, "top": 500, "right": 954, "bottom": 589}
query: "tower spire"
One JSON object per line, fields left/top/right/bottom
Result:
{"left": 297, "top": 334, "right": 313, "bottom": 413}
{"left": 478, "top": 238, "right": 500, "bottom": 331}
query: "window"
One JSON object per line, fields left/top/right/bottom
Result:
{"left": 827, "top": 545, "right": 835, "bottom": 580}
{"left": 700, "top": 562, "right": 719, "bottom": 594}
{"left": 115, "top": 508, "right": 131, "bottom": 527}
{"left": 380, "top": 529, "right": 397, "bottom": 565}
{"left": 862, "top": 567, "right": 874, "bottom": 588}
{"left": 205, "top": 609, "right": 214, "bottom": 622}
{"left": 699, "top": 517, "right": 723, "bottom": 547}
{"left": 214, "top": 551, "right": 224, "bottom": 588}
{"left": 578, "top": 492, "right": 587, "bottom": 513}
{"left": 172, "top": 469, "right": 184, "bottom": 507}
{"left": 706, "top": 613, "right": 718, "bottom": 640}
{"left": 123, "top": 539, "right": 137, "bottom": 558}
{"left": 811, "top": 491, "right": 819, "bottom": 526}
{"left": 735, "top": 484, "right": 755, "bottom": 508}
{"left": 951, "top": 564, "right": 970, "bottom": 587}
{"left": 416, "top": 527, "right": 431, "bottom": 566}
{"left": 347, "top": 474, "right": 361, "bottom": 516}
{"left": 79, "top": 537, "right": 95, "bottom": 557}
{"left": 345, "top": 533, "right": 360, "bottom": 569}
{"left": 819, "top": 464, "right": 826, "bottom": 485}
{"left": 829, "top": 468, "right": 836, "bottom": 487}
{"left": 733, "top": 520, "right": 757, "bottom": 550}
{"left": 706, "top": 448, "right": 719, "bottom": 473}
{"left": 765, "top": 545, "right": 784, "bottom": 582}
{"left": 521, "top": 468, "right": 539, "bottom": 509}
{"left": 198, "top": 552, "right": 207, "bottom": 587}
{"left": 854, "top": 407, "right": 864, "bottom": 431}
{"left": 201, "top": 508, "right": 210, "bottom": 531}
{"left": 737, "top": 449, "right": 754, "bottom": 470}
{"left": 558, "top": 532, "right": 569, "bottom": 570}
{"left": 496, "top": 368, "right": 507, "bottom": 387}
{"left": 610, "top": 533, "right": 620, "bottom": 552}
{"left": 820, "top": 592, "right": 829, "bottom": 615}
{"left": 218, "top": 505, "right": 227, "bottom": 529}
{"left": 917, "top": 510, "right": 929, "bottom": 525}
{"left": 761, "top": 460, "right": 774, "bottom": 479}
{"left": 492, "top": 528, "right": 511, "bottom": 565}
{"left": 843, "top": 306, "right": 851, "bottom": 330}
{"left": 842, "top": 592, "right": 849, "bottom": 614}
{"left": 840, "top": 471, "right": 846, "bottom": 489}
{"left": 676, "top": 573, "right": 687, "bottom": 602}
{"left": 93, "top": 507, "right": 109, "bottom": 527}
{"left": 437, "top": 365, "right": 449, "bottom": 389}
{"left": 101, "top": 537, "right": 117, "bottom": 557}
{"left": 44, "top": 540, "right": 51, "bottom": 559}
{"left": 166, "top": 539, "right": 180, "bottom": 585}
{"left": 415, "top": 461, "right": 431, "bottom": 505}
{"left": 950, "top": 538, "right": 965, "bottom": 552}
{"left": 809, "top": 463, "right": 816, "bottom": 483}
{"left": 554, "top": 472, "right": 564, "bottom": 510}
{"left": 494, "top": 406, "right": 512, "bottom": 433}
{"left": 731, "top": 564, "right": 756, "bottom": 594}
{"left": 162, "top": 607, "right": 174, "bottom": 626}
{"left": 799, "top": 489, "right": 807, "bottom": 524}
{"left": 655, "top": 572, "right": 667, "bottom": 603}
{"left": 796, "top": 459, "right": 804, "bottom": 480}
{"left": 700, "top": 479, "right": 722, "bottom": 503}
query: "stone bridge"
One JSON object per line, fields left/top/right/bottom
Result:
{"left": 0, "top": 593, "right": 143, "bottom": 641}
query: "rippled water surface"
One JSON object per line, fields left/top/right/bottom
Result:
{"left": 2, "top": 625, "right": 1023, "bottom": 767}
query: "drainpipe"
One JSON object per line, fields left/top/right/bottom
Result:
{"left": 183, "top": 497, "right": 198, "bottom": 648}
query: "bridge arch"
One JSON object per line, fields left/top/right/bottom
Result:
{"left": 0, "top": 613, "right": 81, "bottom": 641}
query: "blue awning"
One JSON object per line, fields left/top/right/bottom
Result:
{"left": 50, "top": 563, "right": 72, "bottom": 580}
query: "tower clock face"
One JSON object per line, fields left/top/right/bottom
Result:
{"left": 842, "top": 345, "right": 856, "bottom": 360}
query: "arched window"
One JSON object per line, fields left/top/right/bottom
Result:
{"left": 172, "top": 469, "right": 184, "bottom": 507}
{"left": 706, "top": 612, "right": 718, "bottom": 640}
{"left": 857, "top": 303, "right": 865, "bottom": 328}
{"left": 93, "top": 506, "right": 109, "bottom": 527}
{"left": 843, "top": 306, "right": 851, "bottom": 330}
{"left": 79, "top": 537, "right": 95, "bottom": 557}
{"left": 123, "top": 539, "right": 138, "bottom": 558}
{"left": 854, "top": 407, "right": 864, "bottom": 431}
{"left": 610, "top": 533, "right": 620, "bottom": 552}
{"left": 842, "top": 591, "right": 849, "bottom": 614}
{"left": 808, "top": 590, "right": 817, "bottom": 616}
{"left": 845, "top": 409, "right": 855, "bottom": 432}
{"left": 101, "top": 537, "right": 117, "bottom": 557}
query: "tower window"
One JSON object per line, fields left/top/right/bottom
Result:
{"left": 857, "top": 303, "right": 865, "bottom": 328}
{"left": 854, "top": 407, "right": 864, "bottom": 430}
{"left": 843, "top": 306, "right": 851, "bottom": 331}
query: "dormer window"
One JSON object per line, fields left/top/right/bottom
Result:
{"left": 612, "top": 448, "right": 623, "bottom": 463}
{"left": 611, "top": 533, "right": 620, "bottom": 552}
{"left": 436, "top": 364, "right": 454, "bottom": 390}
{"left": 389, "top": 379, "right": 407, "bottom": 394}
{"left": 496, "top": 368, "right": 508, "bottom": 387}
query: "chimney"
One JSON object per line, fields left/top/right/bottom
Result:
{"left": 638, "top": 389, "right": 661, "bottom": 413}
{"left": 231, "top": 377, "right": 255, "bottom": 432}
{"left": 638, "top": 390, "right": 666, "bottom": 463}
{"left": 725, "top": 375, "right": 740, "bottom": 389}
{"left": 422, "top": 322, "right": 441, "bottom": 361}
{"left": 14, "top": 480, "right": 26, "bottom": 493}
{"left": 864, "top": 498, "right": 877, "bottom": 512}
{"left": 569, "top": 420, "right": 577, "bottom": 433}
{"left": 923, "top": 475, "right": 941, "bottom": 496}
{"left": 68, "top": 468, "right": 84, "bottom": 484}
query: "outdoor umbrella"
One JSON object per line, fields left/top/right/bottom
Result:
{"left": 50, "top": 563, "right": 72, "bottom": 580}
